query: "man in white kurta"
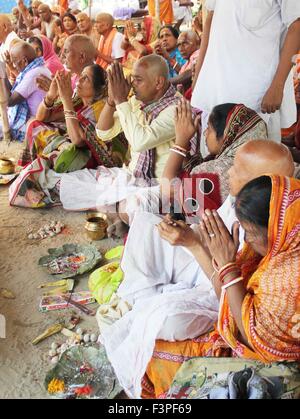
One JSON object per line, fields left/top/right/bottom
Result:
{"left": 191, "top": 0, "right": 300, "bottom": 145}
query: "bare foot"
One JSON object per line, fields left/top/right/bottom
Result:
{"left": 107, "top": 218, "right": 129, "bottom": 239}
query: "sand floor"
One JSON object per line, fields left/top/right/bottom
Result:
{"left": 0, "top": 140, "right": 122, "bottom": 399}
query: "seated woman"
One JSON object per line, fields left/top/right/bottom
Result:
{"left": 11, "top": 65, "right": 119, "bottom": 208}
{"left": 161, "top": 99, "right": 268, "bottom": 219}
{"left": 154, "top": 25, "right": 186, "bottom": 78}
{"left": 122, "top": 17, "right": 160, "bottom": 73}
{"left": 18, "top": 64, "right": 117, "bottom": 168}
{"left": 53, "top": 13, "right": 79, "bottom": 56}
{"left": 142, "top": 174, "right": 300, "bottom": 398}
{"left": 28, "top": 35, "right": 64, "bottom": 75}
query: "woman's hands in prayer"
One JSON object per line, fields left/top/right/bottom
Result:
{"left": 200, "top": 209, "right": 240, "bottom": 268}
{"left": 56, "top": 70, "right": 73, "bottom": 102}
{"left": 125, "top": 21, "right": 137, "bottom": 39}
{"left": 107, "top": 62, "right": 131, "bottom": 106}
{"left": 261, "top": 82, "right": 284, "bottom": 114}
{"left": 157, "top": 214, "right": 202, "bottom": 249}
{"left": 175, "top": 99, "right": 200, "bottom": 150}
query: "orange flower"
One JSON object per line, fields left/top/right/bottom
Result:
{"left": 74, "top": 385, "right": 93, "bottom": 396}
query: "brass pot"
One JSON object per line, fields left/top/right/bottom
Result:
{"left": 0, "top": 158, "right": 14, "bottom": 175}
{"left": 85, "top": 212, "right": 108, "bottom": 241}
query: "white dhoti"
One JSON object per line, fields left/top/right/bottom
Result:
{"left": 59, "top": 167, "right": 161, "bottom": 221}
{"left": 100, "top": 212, "right": 219, "bottom": 398}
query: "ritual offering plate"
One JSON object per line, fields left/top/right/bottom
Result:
{"left": 38, "top": 244, "right": 102, "bottom": 279}
{"left": 45, "top": 345, "right": 122, "bottom": 399}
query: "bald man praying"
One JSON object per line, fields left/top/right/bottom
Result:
{"left": 1, "top": 41, "right": 50, "bottom": 141}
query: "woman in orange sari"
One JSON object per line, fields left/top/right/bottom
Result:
{"left": 122, "top": 16, "right": 161, "bottom": 72}
{"left": 142, "top": 175, "right": 300, "bottom": 398}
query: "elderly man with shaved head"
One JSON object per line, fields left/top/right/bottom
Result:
{"left": 171, "top": 30, "right": 200, "bottom": 92}
{"left": 95, "top": 13, "right": 125, "bottom": 69}
{"left": 0, "top": 41, "right": 50, "bottom": 141}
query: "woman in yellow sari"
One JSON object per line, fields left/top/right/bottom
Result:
{"left": 142, "top": 175, "right": 300, "bottom": 398}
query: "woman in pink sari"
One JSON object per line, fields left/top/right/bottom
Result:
{"left": 28, "top": 35, "right": 64, "bottom": 75}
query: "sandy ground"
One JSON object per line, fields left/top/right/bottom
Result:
{"left": 0, "top": 141, "right": 122, "bottom": 399}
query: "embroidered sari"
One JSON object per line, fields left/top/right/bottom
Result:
{"left": 142, "top": 175, "right": 300, "bottom": 398}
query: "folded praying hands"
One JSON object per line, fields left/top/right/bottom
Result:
{"left": 107, "top": 62, "right": 131, "bottom": 106}
{"left": 200, "top": 209, "right": 240, "bottom": 268}
{"left": 56, "top": 70, "right": 73, "bottom": 105}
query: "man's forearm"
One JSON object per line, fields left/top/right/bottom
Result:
{"left": 271, "top": 19, "right": 300, "bottom": 89}
{"left": 96, "top": 102, "right": 116, "bottom": 131}
{"left": 170, "top": 69, "right": 192, "bottom": 87}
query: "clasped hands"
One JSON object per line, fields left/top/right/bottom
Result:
{"left": 157, "top": 209, "right": 239, "bottom": 268}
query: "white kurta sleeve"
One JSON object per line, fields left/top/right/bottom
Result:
{"left": 205, "top": 0, "right": 216, "bottom": 11}
{"left": 279, "top": 0, "right": 300, "bottom": 27}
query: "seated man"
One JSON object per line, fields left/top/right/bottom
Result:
{"left": 171, "top": 30, "right": 200, "bottom": 92}
{"left": 38, "top": 4, "right": 60, "bottom": 41}
{"left": 99, "top": 140, "right": 295, "bottom": 399}
{"left": 95, "top": 13, "right": 125, "bottom": 70}
{"left": 76, "top": 12, "right": 100, "bottom": 50}
{"left": 1, "top": 41, "right": 51, "bottom": 141}
{"left": 173, "top": 0, "right": 194, "bottom": 30}
{"left": 59, "top": 55, "right": 185, "bottom": 212}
